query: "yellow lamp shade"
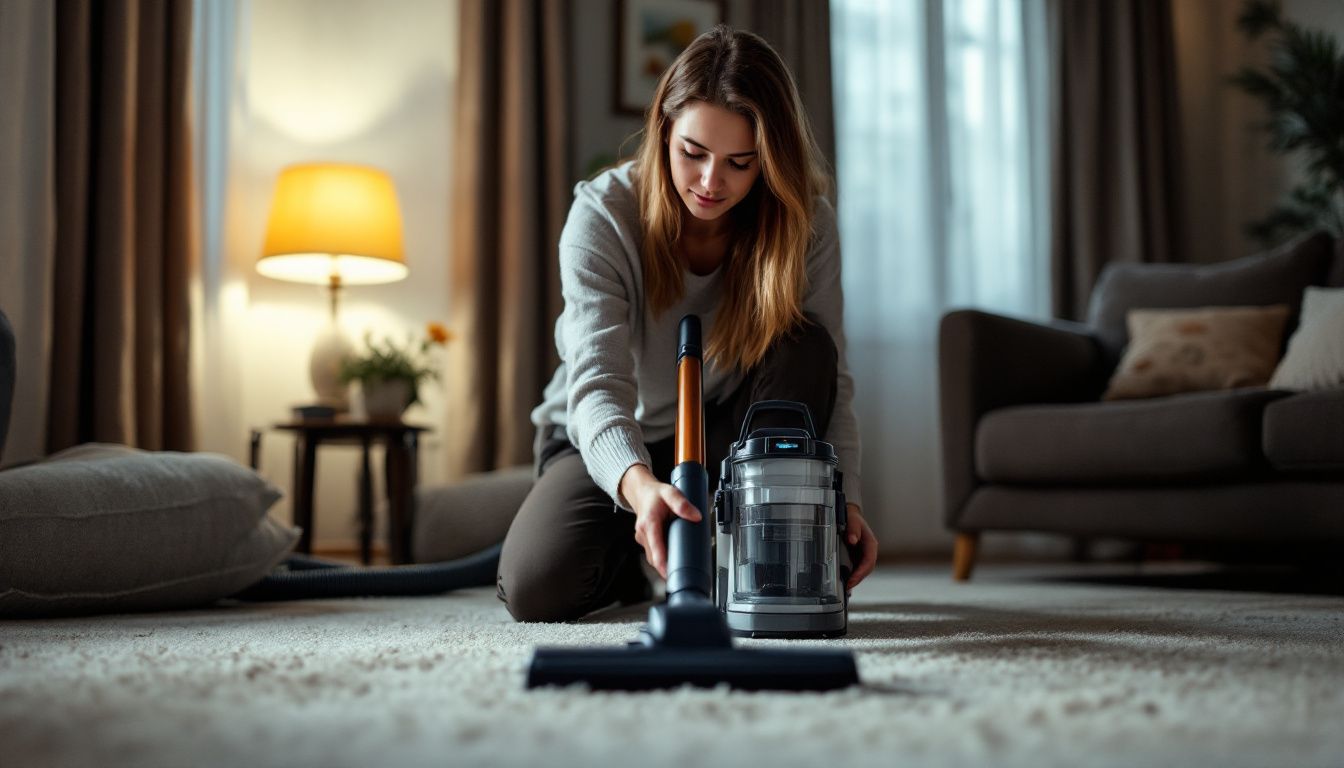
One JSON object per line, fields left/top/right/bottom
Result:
{"left": 258, "top": 163, "right": 408, "bottom": 285}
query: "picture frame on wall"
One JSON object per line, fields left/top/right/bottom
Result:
{"left": 615, "top": 0, "right": 726, "bottom": 116}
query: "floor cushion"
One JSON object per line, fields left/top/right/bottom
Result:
{"left": 0, "top": 443, "right": 296, "bottom": 617}
{"left": 412, "top": 465, "right": 532, "bottom": 563}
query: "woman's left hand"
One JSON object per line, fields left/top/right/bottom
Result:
{"left": 844, "top": 504, "right": 878, "bottom": 590}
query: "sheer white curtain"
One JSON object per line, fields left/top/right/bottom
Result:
{"left": 190, "top": 0, "right": 251, "bottom": 460}
{"left": 831, "top": 0, "right": 1050, "bottom": 552}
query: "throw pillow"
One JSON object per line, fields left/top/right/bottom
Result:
{"left": 1269, "top": 287, "right": 1344, "bottom": 391}
{"left": 0, "top": 443, "right": 297, "bottom": 617}
{"left": 1103, "top": 305, "right": 1291, "bottom": 400}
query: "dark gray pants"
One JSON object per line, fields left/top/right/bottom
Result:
{"left": 497, "top": 316, "right": 839, "bottom": 622}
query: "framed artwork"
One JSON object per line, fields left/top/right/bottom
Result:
{"left": 615, "top": 0, "right": 726, "bottom": 116}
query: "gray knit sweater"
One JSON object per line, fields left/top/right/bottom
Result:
{"left": 530, "top": 162, "right": 863, "bottom": 511}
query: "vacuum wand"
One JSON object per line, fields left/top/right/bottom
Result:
{"left": 667, "top": 315, "right": 711, "bottom": 605}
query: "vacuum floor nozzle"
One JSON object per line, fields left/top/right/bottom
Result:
{"left": 527, "top": 645, "right": 859, "bottom": 691}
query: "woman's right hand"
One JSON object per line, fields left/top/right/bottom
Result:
{"left": 619, "top": 463, "right": 702, "bottom": 579}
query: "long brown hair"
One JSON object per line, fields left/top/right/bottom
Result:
{"left": 632, "top": 25, "right": 831, "bottom": 373}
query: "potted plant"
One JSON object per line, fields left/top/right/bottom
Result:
{"left": 1232, "top": 0, "right": 1344, "bottom": 245}
{"left": 340, "top": 322, "right": 452, "bottom": 421}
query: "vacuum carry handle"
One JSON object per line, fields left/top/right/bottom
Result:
{"left": 737, "top": 400, "right": 818, "bottom": 443}
{"left": 677, "top": 314, "right": 702, "bottom": 366}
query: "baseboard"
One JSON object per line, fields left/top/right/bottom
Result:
{"left": 310, "top": 539, "right": 391, "bottom": 566}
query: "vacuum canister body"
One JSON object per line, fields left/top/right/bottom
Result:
{"left": 714, "top": 401, "right": 847, "bottom": 638}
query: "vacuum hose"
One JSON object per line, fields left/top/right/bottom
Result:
{"left": 231, "top": 544, "right": 501, "bottom": 601}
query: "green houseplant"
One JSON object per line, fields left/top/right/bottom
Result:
{"left": 340, "top": 322, "right": 452, "bottom": 420}
{"left": 1232, "top": 0, "right": 1344, "bottom": 245}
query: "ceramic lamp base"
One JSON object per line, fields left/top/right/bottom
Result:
{"left": 309, "top": 322, "right": 354, "bottom": 411}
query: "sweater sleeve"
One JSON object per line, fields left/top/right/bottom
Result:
{"left": 803, "top": 197, "right": 865, "bottom": 510}
{"left": 556, "top": 220, "right": 650, "bottom": 511}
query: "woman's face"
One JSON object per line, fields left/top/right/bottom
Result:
{"left": 667, "top": 101, "right": 761, "bottom": 226}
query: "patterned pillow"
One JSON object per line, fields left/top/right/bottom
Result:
{"left": 1103, "top": 305, "right": 1291, "bottom": 400}
{"left": 1269, "top": 287, "right": 1344, "bottom": 391}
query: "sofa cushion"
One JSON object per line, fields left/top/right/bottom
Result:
{"left": 1269, "top": 287, "right": 1344, "bottom": 391}
{"left": 0, "top": 443, "right": 297, "bottom": 617}
{"left": 1263, "top": 390, "right": 1344, "bottom": 471}
{"left": 976, "top": 388, "right": 1289, "bottom": 484}
{"left": 1086, "top": 231, "right": 1335, "bottom": 361}
{"left": 1103, "top": 305, "right": 1290, "bottom": 400}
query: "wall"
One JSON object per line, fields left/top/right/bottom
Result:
{"left": 571, "top": 0, "right": 646, "bottom": 178}
{"left": 570, "top": 0, "right": 764, "bottom": 178}
{"left": 211, "top": 0, "right": 458, "bottom": 549}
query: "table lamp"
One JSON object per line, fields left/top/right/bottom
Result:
{"left": 257, "top": 162, "right": 408, "bottom": 411}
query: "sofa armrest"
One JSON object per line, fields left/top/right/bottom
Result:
{"left": 938, "top": 309, "right": 1106, "bottom": 529}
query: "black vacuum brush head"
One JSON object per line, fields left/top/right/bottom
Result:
{"left": 527, "top": 645, "right": 859, "bottom": 691}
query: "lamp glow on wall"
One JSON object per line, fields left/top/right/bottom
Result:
{"left": 257, "top": 163, "right": 408, "bottom": 411}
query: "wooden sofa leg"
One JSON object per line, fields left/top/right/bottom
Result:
{"left": 952, "top": 532, "right": 979, "bottom": 582}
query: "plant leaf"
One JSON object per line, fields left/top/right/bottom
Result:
{"left": 1236, "top": 0, "right": 1283, "bottom": 40}
{"left": 1234, "top": 0, "right": 1344, "bottom": 245}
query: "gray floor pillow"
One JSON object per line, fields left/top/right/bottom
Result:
{"left": 0, "top": 443, "right": 297, "bottom": 617}
{"left": 413, "top": 465, "right": 532, "bottom": 563}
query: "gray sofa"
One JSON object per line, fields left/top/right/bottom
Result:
{"left": 939, "top": 232, "right": 1344, "bottom": 580}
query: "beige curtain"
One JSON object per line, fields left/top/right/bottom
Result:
{"left": 445, "top": 0, "right": 570, "bottom": 475}
{"left": 1049, "top": 0, "right": 1184, "bottom": 320}
{"left": 735, "top": 0, "right": 837, "bottom": 172}
{"left": 47, "top": 0, "right": 196, "bottom": 453}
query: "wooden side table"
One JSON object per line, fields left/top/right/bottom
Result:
{"left": 250, "top": 419, "right": 430, "bottom": 565}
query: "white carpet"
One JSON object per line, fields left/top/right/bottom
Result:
{"left": 3, "top": 563, "right": 1343, "bottom": 768}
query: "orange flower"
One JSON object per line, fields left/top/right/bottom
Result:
{"left": 426, "top": 322, "right": 453, "bottom": 345}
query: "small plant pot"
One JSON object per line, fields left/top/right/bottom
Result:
{"left": 360, "top": 378, "right": 413, "bottom": 422}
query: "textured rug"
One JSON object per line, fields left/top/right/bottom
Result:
{"left": 2, "top": 563, "right": 1343, "bottom": 768}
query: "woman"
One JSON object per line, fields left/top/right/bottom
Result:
{"left": 497, "top": 25, "right": 877, "bottom": 622}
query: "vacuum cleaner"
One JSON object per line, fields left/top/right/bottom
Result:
{"left": 715, "top": 400, "right": 849, "bottom": 638}
{"left": 525, "top": 315, "right": 860, "bottom": 691}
